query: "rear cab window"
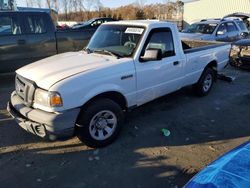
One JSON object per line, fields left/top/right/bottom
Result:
{"left": 0, "top": 14, "right": 22, "bottom": 35}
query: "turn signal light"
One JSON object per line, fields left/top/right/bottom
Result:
{"left": 50, "top": 93, "right": 63, "bottom": 107}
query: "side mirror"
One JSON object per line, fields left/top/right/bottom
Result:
{"left": 240, "top": 32, "right": 249, "bottom": 38}
{"left": 140, "top": 49, "right": 162, "bottom": 62}
{"left": 217, "top": 31, "right": 225, "bottom": 35}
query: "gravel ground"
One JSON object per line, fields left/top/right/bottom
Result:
{"left": 0, "top": 66, "right": 250, "bottom": 188}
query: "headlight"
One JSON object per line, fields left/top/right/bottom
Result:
{"left": 230, "top": 45, "right": 240, "bottom": 57}
{"left": 231, "top": 45, "right": 240, "bottom": 52}
{"left": 34, "top": 89, "right": 63, "bottom": 107}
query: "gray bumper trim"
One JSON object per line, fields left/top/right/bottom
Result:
{"left": 8, "top": 92, "right": 80, "bottom": 138}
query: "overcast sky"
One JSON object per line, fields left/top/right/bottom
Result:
{"left": 16, "top": 0, "right": 168, "bottom": 8}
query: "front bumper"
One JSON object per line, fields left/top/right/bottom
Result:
{"left": 230, "top": 56, "right": 250, "bottom": 70}
{"left": 7, "top": 92, "right": 80, "bottom": 140}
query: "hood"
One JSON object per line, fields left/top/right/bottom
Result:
{"left": 16, "top": 52, "right": 118, "bottom": 90}
{"left": 179, "top": 32, "right": 212, "bottom": 41}
{"left": 233, "top": 39, "right": 250, "bottom": 46}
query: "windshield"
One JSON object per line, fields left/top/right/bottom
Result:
{"left": 87, "top": 25, "right": 145, "bottom": 58}
{"left": 183, "top": 23, "right": 218, "bottom": 34}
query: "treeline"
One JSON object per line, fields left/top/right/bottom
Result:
{"left": 24, "top": 0, "right": 184, "bottom": 22}
{"left": 58, "top": 1, "right": 184, "bottom": 22}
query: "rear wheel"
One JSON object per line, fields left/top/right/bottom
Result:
{"left": 194, "top": 67, "right": 216, "bottom": 96}
{"left": 76, "top": 98, "right": 124, "bottom": 148}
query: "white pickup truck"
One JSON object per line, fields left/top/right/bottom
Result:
{"left": 8, "top": 20, "right": 230, "bottom": 147}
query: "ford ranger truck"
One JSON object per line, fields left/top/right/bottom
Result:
{"left": 7, "top": 20, "right": 231, "bottom": 147}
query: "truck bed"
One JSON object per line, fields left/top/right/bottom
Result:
{"left": 182, "top": 39, "right": 229, "bottom": 54}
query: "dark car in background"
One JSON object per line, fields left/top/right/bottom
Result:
{"left": 0, "top": 10, "right": 98, "bottom": 73}
{"left": 230, "top": 39, "right": 250, "bottom": 70}
{"left": 71, "top": 17, "right": 116, "bottom": 30}
{"left": 180, "top": 18, "right": 249, "bottom": 42}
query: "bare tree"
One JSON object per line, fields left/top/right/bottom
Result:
{"left": 26, "top": 0, "right": 34, "bottom": 7}
{"left": 83, "top": 0, "right": 93, "bottom": 19}
{"left": 54, "top": 0, "right": 58, "bottom": 11}
{"left": 94, "top": 0, "right": 103, "bottom": 12}
{"left": 61, "top": 0, "right": 70, "bottom": 19}
{"left": 46, "top": 0, "right": 51, "bottom": 8}
{"left": 135, "top": 0, "right": 147, "bottom": 9}
{"left": 45, "top": 0, "right": 59, "bottom": 11}
{"left": 69, "top": 0, "right": 79, "bottom": 12}
{"left": 35, "top": 0, "right": 42, "bottom": 8}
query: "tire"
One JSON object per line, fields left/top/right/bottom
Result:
{"left": 194, "top": 67, "right": 216, "bottom": 96}
{"left": 75, "top": 98, "right": 124, "bottom": 148}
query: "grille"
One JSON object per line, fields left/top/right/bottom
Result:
{"left": 15, "top": 75, "right": 36, "bottom": 107}
{"left": 240, "top": 46, "right": 250, "bottom": 57}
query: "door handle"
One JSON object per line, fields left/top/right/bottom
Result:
{"left": 173, "top": 61, "right": 179, "bottom": 66}
{"left": 17, "top": 39, "right": 26, "bottom": 45}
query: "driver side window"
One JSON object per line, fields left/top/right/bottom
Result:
{"left": 143, "top": 29, "right": 175, "bottom": 58}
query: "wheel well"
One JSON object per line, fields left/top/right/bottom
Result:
{"left": 82, "top": 91, "right": 127, "bottom": 111}
{"left": 206, "top": 61, "right": 217, "bottom": 72}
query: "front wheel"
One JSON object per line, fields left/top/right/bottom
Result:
{"left": 76, "top": 98, "right": 124, "bottom": 148}
{"left": 194, "top": 67, "right": 216, "bottom": 96}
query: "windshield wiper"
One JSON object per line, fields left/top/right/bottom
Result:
{"left": 92, "top": 49, "right": 123, "bottom": 59}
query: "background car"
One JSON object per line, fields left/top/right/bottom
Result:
{"left": 224, "top": 12, "right": 250, "bottom": 31}
{"left": 180, "top": 18, "right": 249, "bottom": 42}
{"left": 230, "top": 39, "right": 250, "bottom": 70}
{"left": 71, "top": 17, "right": 116, "bottom": 30}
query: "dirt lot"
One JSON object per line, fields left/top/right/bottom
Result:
{"left": 0, "top": 67, "right": 250, "bottom": 188}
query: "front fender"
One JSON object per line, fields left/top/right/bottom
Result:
{"left": 80, "top": 84, "right": 127, "bottom": 107}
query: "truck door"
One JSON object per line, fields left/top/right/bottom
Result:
{"left": 22, "top": 13, "right": 57, "bottom": 62}
{"left": 135, "top": 28, "right": 184, "bottom": 105}
{"left": 215, "top": 23, "right": 229, "bottom": 42}
{"left": 0, "top": 13, "right": 27, "bottom": 73}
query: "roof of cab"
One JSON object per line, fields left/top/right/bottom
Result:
{"left": 0, "top": 10, "right": 47, "bottom": 13}
{"left": 104, "top": 20, "right": 176, "bottom": 27}
{"left": 0, "top": 7, "right": 57, "bottom": 14}
{"left": 194, "top": 17, "right": 243, "bottom": 25}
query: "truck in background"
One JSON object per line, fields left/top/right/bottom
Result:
{"left": 0, "top": 10, "right": 100, "bottom": 73}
